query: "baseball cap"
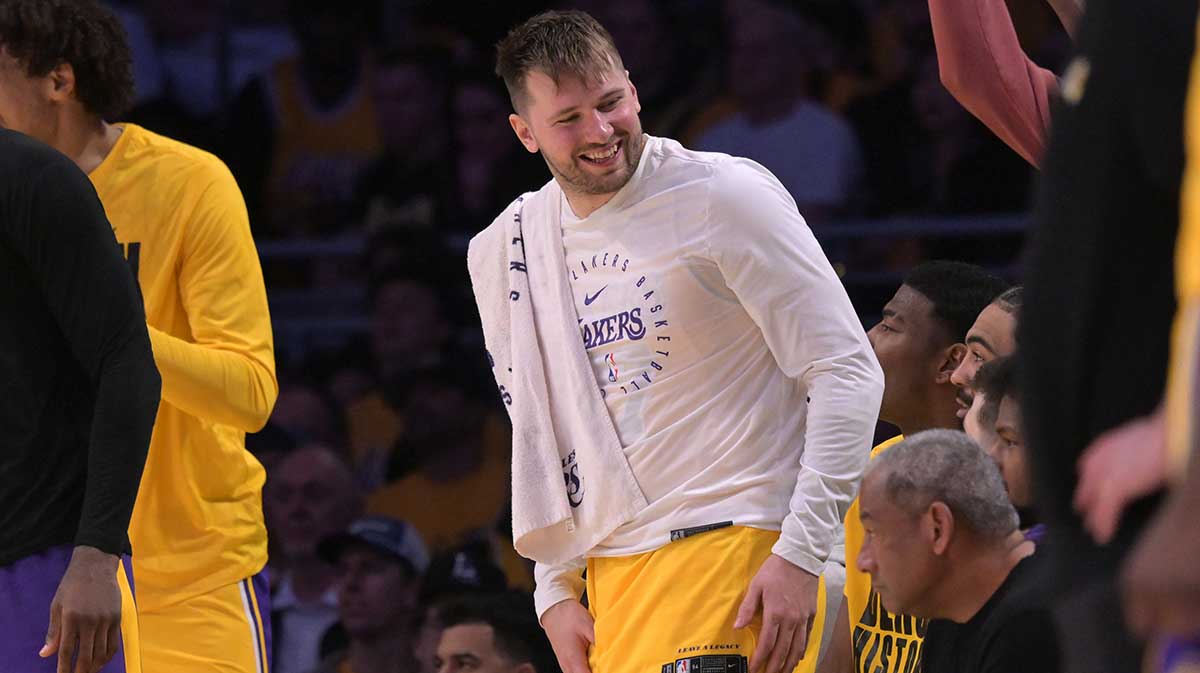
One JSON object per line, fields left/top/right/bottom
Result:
{"left": 420, "top": 540, "right": 508, "bottom": 603}
{"left": 318, "top": 515, "right": 430, "bottom": 575}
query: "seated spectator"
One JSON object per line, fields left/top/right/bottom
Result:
{"left": 692, "top": 0, "right": 862, "bottom": 223}
{"left": 435, "top": 593, "right": 560, "bottom": 673}
{"left": 968, "top": 356, "right": 1041, "bottom": 538}
{"left": 266, "top": 445, "right": 364, "bottom": 673}
{"left": 443, "top": 69, "right": 547, "bottom": 241}
{"left": 908, "top": 52, "right": 1034, "bottom": 216}
{"left": 345, "top": 272, "right": 462, "bottom": 481}
{"left": 415, "top": 542, "right": 511, "bottom": 673}
{"left": 115, "top": 0, "right": 296, "bottom": 147}
{"left": 310, "top": 515, "right": 429, "bottom": 673}
{"left": 271, "top": 380, "right": 343, "bottom": 447}
{"left": 856, "top": 429, "right": 1061, "bottom": 672}
{"left": 245, "top": 420, "right": 298, "bottom": 476}
{"left": 357, "top": 47, "right": 456, "bottom": 235}
{"left": 224, "top": 0, "right": 381, "bottom": 236}
{"left": 366, "top": 369, "right": 510, "bottom": 551}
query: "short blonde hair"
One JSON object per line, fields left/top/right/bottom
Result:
{"left": 494, "top": 10, "right": 623, "bottom": 112}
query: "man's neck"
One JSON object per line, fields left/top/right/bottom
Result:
{"left": 56, "top": 116, "right": 120, "bottom": 175}
{"left": 347, "top": 631, "right": 414, "bottom": 673}
{"left": 563, "top": 188, "right": 619, "bottom": 220}
{"left": 896, "top": 396, "right": 962, "bottom": 437}
{"left": 288, "top": 555, "right": 338, "bottom": 605}
{"left": 937, "top": 530, "right": 1033, "bottom": 623}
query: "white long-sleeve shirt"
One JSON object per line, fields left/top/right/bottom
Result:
{"left": 533, "top": 135, "right": 882, "bottom": 617}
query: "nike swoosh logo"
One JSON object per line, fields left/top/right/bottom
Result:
{"left": 584, "top": 285, "right": 608, "bottom": 306}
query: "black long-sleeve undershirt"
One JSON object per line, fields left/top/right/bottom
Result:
{"left": 0, "top": 129, "right": 160, "bottom": 564}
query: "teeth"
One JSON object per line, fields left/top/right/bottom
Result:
{"left": 584, "top": 143, "right": 619, "bottom": 160}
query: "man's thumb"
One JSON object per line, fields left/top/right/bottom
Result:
{"left": 39, "top": 603, "right": 61, "bottom": 658}
{"left": 735, "top": 583, "right": 762, "bottom": 630}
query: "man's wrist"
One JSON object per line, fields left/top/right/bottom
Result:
{"left": 770, "top": 541, "right": 826, "bottom": 576}
{"left": 69, "top": 545, "right": 120, "bottom": 572}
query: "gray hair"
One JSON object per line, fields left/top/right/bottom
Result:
{"left": 866, "top": 429, "right": 1019, "bottom": 539}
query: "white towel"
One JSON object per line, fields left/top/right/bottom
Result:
{"left": 466, "top": 181, "right": 648, "bottom": 566}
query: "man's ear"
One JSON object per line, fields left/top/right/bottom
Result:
{"left": 626, "top": 70, "right": 641, "bottom": 113}
{"left": 509, "top": 113, "right": 539, "bottom": 153}
{"left": 936, "top": 343, "right": 967, "bottom": 384}
{"left": 45, "top": 61, "right": 76, "bottom": 105}
{"left": 925, "top": 501, "right": 956, "bottom": 556}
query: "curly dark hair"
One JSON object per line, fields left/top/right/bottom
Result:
{"left": 0, "top": 0, "right": 134, "bottom": 119}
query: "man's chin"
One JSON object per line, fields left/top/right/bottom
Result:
{"left": 877, "top": 591, "right": 905, "bottom": 616}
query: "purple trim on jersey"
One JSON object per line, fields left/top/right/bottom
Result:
{"left": 0, "top": 545, "right": 129, "bottom": 672}
{"left": 252, "top": 569, "right": 273, "bottom": 673}
{"left": 1022, "top": 524, "right": 1047, "bottom": 543}
{"left": 1157, "top": 636, "right": 1200, "bottom": 672}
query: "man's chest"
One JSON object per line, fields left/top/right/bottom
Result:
{"left": 561, "top": 232, "right": 747, "bottom": 401}
{"left": 94, "top": 189, "right": 184, "bottom": 320}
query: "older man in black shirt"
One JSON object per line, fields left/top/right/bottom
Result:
{"left": 0, "top": 129, "right": 160, "bottom": 673}
{"left": 856, "top": 429, "right": 1061, "bottom": 673}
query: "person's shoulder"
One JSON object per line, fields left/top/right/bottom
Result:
{"left": 871, "top": 434, "right": 905, "bottom": 459}
{"left": 0, "top": 129, "right": 81, "bottom": 185}
{"left": 467, "top": 187, "right": 546, "bottom": 269}
{"left": 985, "top": 555, "right": 1056, "bottom": 632}
{"left": 693, "top": 144, "right": 794, "bottom": 217}
{"left": 116, "top": 124, "right": 239, "bottom": 191}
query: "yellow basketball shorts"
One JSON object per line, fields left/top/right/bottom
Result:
{"left": 137, "top": 573, "right": 270, "bottom": 673}
{"left": 586, "top": 525, "right": 826, "bottom": 673}
{"left": 117, "top": 559, "right": 141, "bottom": 673}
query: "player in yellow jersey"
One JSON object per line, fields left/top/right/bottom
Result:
{"left": 0, "top": 2, "right": 277, "bottom": 671}
{"left": 819, "top": 262, "right": 1007, "bottom": 673}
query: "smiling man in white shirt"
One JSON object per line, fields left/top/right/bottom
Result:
{"left": 472, "top": 11, "right": 883, "bottom": 673}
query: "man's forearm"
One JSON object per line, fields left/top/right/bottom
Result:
{"left": 76, "top": 337, "right": 159, "bottom": 554}
{"left": 148, "top": 326, "right": 277, "bottom": 432}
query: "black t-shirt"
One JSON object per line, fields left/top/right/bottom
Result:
{"left": 923, "top": 556, "right": 1061, "bottom": 673}
{"left": 0, "top": 129, "right": 160, "bottom": 565}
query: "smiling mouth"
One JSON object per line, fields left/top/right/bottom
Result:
{"left": 579, "top": 138, "right": 622, "bottom": 166}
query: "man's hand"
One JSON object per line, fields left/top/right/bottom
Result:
{"left": 541, "top": 599, "right": 595, "bottom": 673}
{"left": 1122, "top": 487, "right": 1200, "bottom": 637}
{"left": 736, "top": 554, "right": 820, "bottom": 673}
{"left": 1074, "top": 407, "right": 1168, "bottom": 544}
{"left": 40, "top": 546, "right": 122, "bottom": 673}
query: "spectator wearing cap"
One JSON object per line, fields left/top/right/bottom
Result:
{"left": 434, "top": 593, "right": 559, "bottom": 673}
{"left": 311, "top": 515, "right": 429, "bottom": 673}
{"left": 415, "top": 542, "right": 510, "bottom": 673}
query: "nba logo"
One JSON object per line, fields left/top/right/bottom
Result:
{"left": 676, "top": 660, "right": 689, "bottom": 673}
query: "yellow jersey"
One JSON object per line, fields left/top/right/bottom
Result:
{"left": 90, "top": 124, "right": 277, "bottom": 610}
{"left": 366, "top": 414, "right": 510, "bottom": 552}
{"left": 264, "top": 57, "right": 381, "bottom": 233}
{"left": 843, "top": 435, "right": 927, "bottom": 673}
{"left": 1169, "top": 25, "right": 1200, "bottom": 478}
